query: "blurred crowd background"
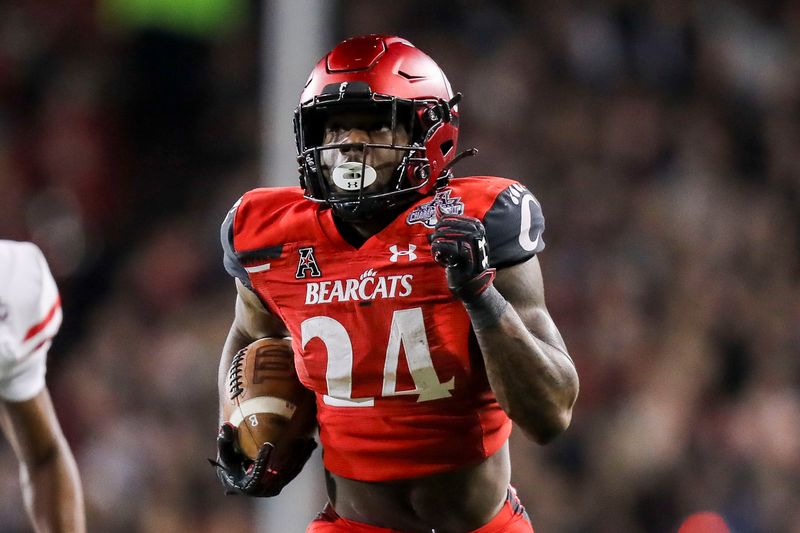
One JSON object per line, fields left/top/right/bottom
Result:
{"left": 1, "top": 1, "right": 798, "bottom": 532}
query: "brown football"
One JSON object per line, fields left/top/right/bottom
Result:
{"left": 223, "top": 337, "right": 316, "bottom": 460}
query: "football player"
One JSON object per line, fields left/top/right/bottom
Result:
{"left": 214, "top": 35, "right": 579, "bottom": 532}
{"left": 0, "top": 241, "right": 85, "bottom": 533}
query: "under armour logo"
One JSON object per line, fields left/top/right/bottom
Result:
{"left": 389, "top": 244, "right": 417, "bottom": 262}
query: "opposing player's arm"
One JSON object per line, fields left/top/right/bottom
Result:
{"left": 0, "top": 390, "right": 85, "bottom": 533}
{"left": 218, "top": 278, "right": 289, "bottom": 423}
{"left": 478, "top": 257, "right": 578, "bottom": 444}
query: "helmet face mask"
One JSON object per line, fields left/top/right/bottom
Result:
{"left": 296, "top": 93, "right": 433, "bottom": 220}
{"left": 294, "top": 35, "right": 461, "bottom": 221}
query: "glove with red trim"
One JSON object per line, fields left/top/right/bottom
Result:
{"left": 430, "top": 213, "right": 496, "bottom": 302}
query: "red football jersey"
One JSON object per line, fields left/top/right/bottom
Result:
{"left": 222, "top": 176, "right": 545, "bottom": 481}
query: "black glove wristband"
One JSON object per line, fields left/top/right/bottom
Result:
{"left": 452, "top": 268, "right": 496, "bottom": 303}
{"left": 463, "top": 284, "right": 509, "bottom": 331}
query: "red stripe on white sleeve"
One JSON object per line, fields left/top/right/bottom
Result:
{"left": 23, "top": 295, "right": 61, "bottom": 342}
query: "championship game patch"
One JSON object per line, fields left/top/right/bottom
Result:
{"left": 406, "top": 189, "right": 464, "bottom": 228}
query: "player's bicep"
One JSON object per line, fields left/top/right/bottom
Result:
{"left": 219, "top": 281, "right": 288, "bottom": 420}
{"left": 494, "top": 256, "right": 567, "bottom": 355}
{"left": 232, "top": 279, "right": 287, "bottom": 340}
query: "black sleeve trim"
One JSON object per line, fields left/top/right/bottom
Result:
{"left": 235, "top": 246, "right": 284, "bottom": 263}
{"left": 220, "top": 199, "right": 252, "bottom": 289}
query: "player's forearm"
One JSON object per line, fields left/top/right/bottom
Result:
{"left": 219, "top": 287, "right": 291, "bottom": 415}
{"left": 218, "top": 324, "right": 257, "bottom": 423}
{"left": 22, "top": 440, "right": 85, "bottom": 533}
{"left": 468, "top": 287, "right": 578, "bottom": 444}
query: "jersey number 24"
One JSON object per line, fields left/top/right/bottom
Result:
{"left": 301, "top": 307, "right": 455, "bottom": 407}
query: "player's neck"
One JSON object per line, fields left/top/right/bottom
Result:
{"left": 331, "top": 195, "right": 420, "bottom": 248}
{"left": 333, "top": 212, "right": 397, "bottom": 248}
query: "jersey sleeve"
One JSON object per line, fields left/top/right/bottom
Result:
{"left": 482, "top": 182, "right": 546, "bottom": 269}
{"left": 0, "top": 349, "right": 48, "bottom": 402}
{"left": 221, "top": 193, "right": 288, "bottom": 290}
{"left": 0, "top": 243, "right": 61, "bottom": 402}
{"left": 220, "top": 197, "right": 253, "bottom": 289}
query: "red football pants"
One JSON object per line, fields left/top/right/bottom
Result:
{"left": 307, "top": 487, "right": 533, "bottom": 532}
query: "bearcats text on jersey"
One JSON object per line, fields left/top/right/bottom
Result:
{"left": 305, "top": 270, "right": 413, "bottom": 305}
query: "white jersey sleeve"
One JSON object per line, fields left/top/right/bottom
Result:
{"left": 0, "top": 241, "right": 62, "bottom": 402}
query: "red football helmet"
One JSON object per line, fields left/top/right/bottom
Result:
{"left": 294, "top": 35, "right": 466, "bottom": 220}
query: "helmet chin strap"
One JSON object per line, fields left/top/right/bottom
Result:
{"left": 331, "top": 186, "right": 420, "bottom": 224}
{"left": 436, "top": 147, "right": 478, "bottom": 187}
{"left": 441, "top": 147, "right": 478, "bottom": 174}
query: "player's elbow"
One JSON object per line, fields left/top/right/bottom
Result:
{"left": 517, "top": 391, "right": 578, "bottom": 444}
{"left": 526, "top": 406, "right": 573, "bottom": 445}
{"left": 524, "top": 380, "right": 579, "bottom": 444}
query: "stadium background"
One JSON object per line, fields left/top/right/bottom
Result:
{"left": 1, "top": 1, "right": 798, "bottom": 531}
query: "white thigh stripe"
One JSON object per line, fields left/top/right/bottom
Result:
{"left": 229, "top": 396, "right": 297, "bottom": 427}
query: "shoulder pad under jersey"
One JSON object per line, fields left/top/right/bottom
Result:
{"left": 220, "top": 188, "right": 301, "bottom": 288}
{"left": 220, "top": 197, "right": 249, "bottom": 288}
{"left": 482, "top": 182, "right": 546, "bottom": 269}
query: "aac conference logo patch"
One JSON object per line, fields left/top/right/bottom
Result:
{"left": 296, "top": 247, "right": 322, "bottom": 279}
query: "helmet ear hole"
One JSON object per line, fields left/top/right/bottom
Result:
{"left": 440, "top": 140, "right": 454, "bottom": 156}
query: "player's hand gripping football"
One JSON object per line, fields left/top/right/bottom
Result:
{"left": 210, "top": 423, "right": 317, "bottom": 497}
{"left": 431, "top": 211, "right": 495, "bottom": 302}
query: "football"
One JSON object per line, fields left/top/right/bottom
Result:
{"left": 223, "top": 337, "right": 316, "bottom": 460}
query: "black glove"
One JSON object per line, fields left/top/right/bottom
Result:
{"left": 209, "top": 423, "right": 317, "bottom": 497}
{"left": 431, "top": 213, "right": 496, "bottom": 302}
